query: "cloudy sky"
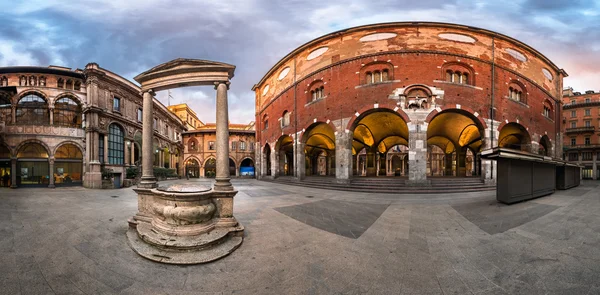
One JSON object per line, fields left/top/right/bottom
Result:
{"left": 1, "top": 0, "right": 599, "bottom": 123}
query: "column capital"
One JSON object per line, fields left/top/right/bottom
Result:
{"left": 214, "top": 81, "right": 231, "bottom": 90}
{"left": 140, "top": 89, "right": 155, "bottom": 97}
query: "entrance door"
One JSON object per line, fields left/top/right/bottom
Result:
{"left": 113, "top": 173, "right": 121, "bottom": 188}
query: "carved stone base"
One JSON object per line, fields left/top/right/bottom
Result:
{"left": 127, "top": 221, "right": 244, "bottom": 264}
{"left": 127, "top": 184, "right": 244, "bottom": 264}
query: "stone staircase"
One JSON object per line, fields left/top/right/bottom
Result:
{"left": 264, "top": 176, "right": 495, "bottom": 194}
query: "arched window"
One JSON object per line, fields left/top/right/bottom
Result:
{"left": 57, "top": 78, "right": 64, "bottom": 88}
{"left": 108, "top": 123, "right": 124, "bottom": 165}
{"left": 188, "top": 138, "right": 198, "bottom": 151}
{"left": 446, "top": 70, "right": 453, "bottom": 82}
{"left": 263, "top": 114, "right": 269, "bottom": 130}
{"left": 74, "top": 81, "right": 81, "bottom": 91}
{"left": 374, "top": 71, "right": 381, "bottom": 83}
{"left": 443, "top": 62, "right": 474, "bottom": 85}
{"left": 16, "top": 94, "right": 49, "bottom": 124}
{"left": 366, "top": 72, "right": 372, "bottom": 84}
{"left": 54, "top": 97, "right": 82, "bottom": 127}
{"left": 281, "top": 110, "right": 291, "bottom": 127}
{"left": 382, "top": 69, "right": 389, "bottom": 81}
{"left": 508, "top": 82, "right": 526, "bottom": 104}
{"left": 543, "top": 100, "right": 554, "bottom": 119}
{"left": 65, "top": 79, "right": 73, "bottom": 90}
{"left": 453, "top": 72, "right": 460, "bottom": 83}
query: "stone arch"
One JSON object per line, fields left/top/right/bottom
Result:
{"left": 346, "top": 105, "right": 410, "bottom": 132}
{"left": 105, "top": 120, "right": 127, "bottom": 134}
{"left": 498, "top": 122, "right": 532, "bottom": 152}
{"left": 263, "top": 143, "right": 272, "bottom": 176}
{"left": 15, "top": 139, "right": 51, "bottom": 158}
{"left": 18, "top": 89, "right": 49, "bottom": 101}
{"left": 53, "top": 141, "right": 84, "bottom": 157}
{"left": 276, "top": 135, "right": 294, "bottom": 176}
{"left": 0, "top": 142, "right": 13, "bottom": 159}
{"left": 538, "top": 134, "right": 552, "bottom": 156}
{"left": 53, "top": 92, "right": 83, "bottom": 106}
{"left": 425, "top": 106, "right": 488, "bottom": 130}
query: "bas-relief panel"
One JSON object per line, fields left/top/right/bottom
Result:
{"left": 5, "top": 125, "right": 84, "bottom": 137}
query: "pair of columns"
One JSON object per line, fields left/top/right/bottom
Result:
{"left": 138, "top": 82, "right": 233, "bottom": 191}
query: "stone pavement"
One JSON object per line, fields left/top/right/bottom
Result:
{"left": 1, "top": 179, "right": 600, "bottom": 294}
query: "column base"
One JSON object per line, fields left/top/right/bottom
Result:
{"left": 48, "top": 184, "right": 55, "bottom": 188}
{"left": 10, "top": 184, "right": 17, "bottom": 189}
{"left": 213, "top": 177, "right": 233, "bottom": 191}
{"left": 138, "top": 176, "right": 158, "bottom": 189}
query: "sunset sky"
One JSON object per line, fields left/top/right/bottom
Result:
{"left": 1, "top": 0, "right": 598, "bottom": 123}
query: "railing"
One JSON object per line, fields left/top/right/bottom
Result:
{"left": 563, "top": 99, "right": 600, "bottom": 109}
{"left": 565, "top": 126, "right": 595, "bottom": 134}
{"left": 564, "top": 144, "right": 600, "bottom": 150}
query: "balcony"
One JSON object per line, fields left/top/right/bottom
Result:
{"left": 564, "top": 144, "right": 600, "bottom": 151}
{"left": 563, "top": 99, "right": 600, "bottom": 109}
{"left": 565, "top": 126, "right": 595, "bottom": 134}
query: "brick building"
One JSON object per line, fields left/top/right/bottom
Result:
{"left": 562, "top": 88, "right": 600, "bottom": 179}
{"left": 253, "top": 22, "right": 566, "bottom": 184}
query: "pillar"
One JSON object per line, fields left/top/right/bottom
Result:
{"left": 48, "top": 158, "right": 55, "bottom": 188}
{"left": 335, "top": 131, "right": 353, "bottom": 182}
{"left": 295, "top": 140, "right": 305, "bottom": 180}
{"left": 10, "top": 158, "right": 16, "bottom": 188}
{"left": 366, "top": 148, "right": 376, "bottom": 176}
{"left": 103, "top": 135, "right": 109, "bottom": 164}
{"left": 444, "top": 154, "right": 453, "bottom": 176}
{"left": 270, "top": 146, "right": 278, "bottom": 178}
{"left": 407, "top": 122, "right": 428, "bottom": 184}
{"left": 49, "top": 107, "right": 54, "bottom": 125}
{"left": 139, "top": 90, "right": 157, "bottom": 188}
{"left": 11, "top": 105, "right": 16, "bottom": 124}
{"left": 456, "top": 147, "right": 467, "bottom": 177}
{"left": 213, "top": 81, "right": 233, "bottom": 191}
{"left": 125, "top": 141, "right": 130, "bottom": 166}
{"left": 260, "top": 146, "right": 267, "bottom": 178}
{"left": 130, "top": 143, "right": 135, "bottom": 165}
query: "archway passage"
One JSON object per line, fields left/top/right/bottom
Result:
{"left": 229, "top": 158, "right": 236, "bottom": 176}
{"left": 240, "top": 158, "right": 255, "bottom": 176}
{"left": 427, "top": 109, "right": 484, "bottom": 177}
{"left": 303, "top": 123, "right": 336, "bottom": 176}
{"left": 17, "top": 142, "right": 49, "bottom": 186}
{"left": 538, "top": 135, "right": 551, "bottom": 156}
{"left": 0, "top": 144, "right": 11, "bottom": 187}
{"left": 204, "top": 158, "right": 216, "bottom": 177}
{"left": 185, "top": 158, "right": 200, "bottom": 178}
{"left": 263, "top": 144, "right": 271, "bottom": 176}
{"left": 276, "top": 135, "right": 294, "bottom": 176}
{"left": 499, "top": 123, "right": 531, "bottom": 152}
{"left": 351, "top": 109, "right": 409, "bottom": 177}
{"left": 54, "top": 144, "right": 83, "bottom": 186}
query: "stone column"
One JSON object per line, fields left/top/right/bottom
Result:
{"left": 366, "top": 148, "right": 376, "bottom": 176}
{"left": 213, "top": 82, "right": 233, "bottom": 191}
{"left": 456, "top": 147, "right": 467, "bottom": 177}
{"left": 278, "top": 150, "right": 286, "bottom": 176}
{"left": 125, "top": 141, "right": 130, "bottom": 166}
{"left": 270, "top": 146, "right": 278, "bottom": 178}
{"left": 48, "top": 158, "right": 55, "bottom": 188}
{"left": 139, "top": 90, "right": 157, "bottom": 188}
{"left": 10, "top": 158, "right": 17, "bottom": 188}
{"left": 49, "top": 107, "right": 54, "bottom": 125}
{"left": 103, "top": 135, "right": 109, "bottom": 164}
{"left": 295, "top": 140, "right": 305, "bottom": 180}
{"left": 335, "top": 130, "right": 353, "bottom": 182}
{"left": 130, "top": 143, "right": 135, "bottom": 165}
{"left": 407, "top": 122, "right": 428, "bottom": 185}
{"left": 11, "top": 105, "right": 16, "bottom": 124}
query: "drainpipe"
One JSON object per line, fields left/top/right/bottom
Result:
{"left": 490, "top": 36, "right": 496, "bottom": 179}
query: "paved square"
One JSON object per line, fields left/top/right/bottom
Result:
{"left": 275, "top": 199, "right": 390, "bottom": 238}
{"left": 1, "top": 179, "right": 600, "bottom": 294}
